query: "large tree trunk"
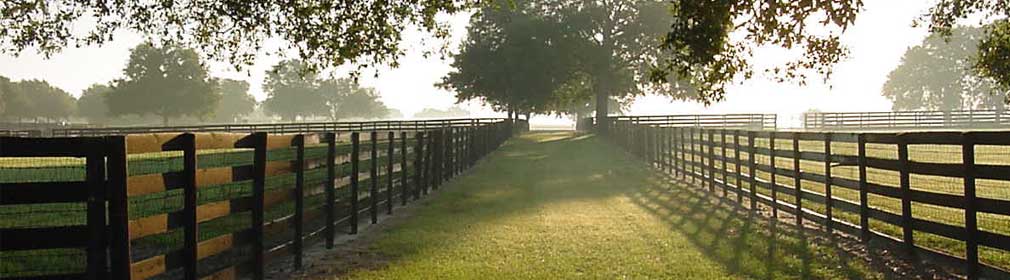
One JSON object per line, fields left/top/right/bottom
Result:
{"left": 595, "top": 86, "right": 608, "bottom": 135}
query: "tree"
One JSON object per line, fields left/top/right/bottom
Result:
{"left": 212, "top": 79, "right": 257, "bottom": 123}
{"left": 108, "top": 43, "right": 220, "bottom": 124}
{"left": 262, "top": 60, "right": 327, "bottom": 121}
{"left": 77, "top": 84, "right": 112, "bottom": 123}
{"left": 440, "top": 2, "right": 580, "bottom": 118}
{"left": 924, "top": 2, "right": 1010, "bottom": 91}
{"left": 882, "top": 26, "right": 1004, "bottom": 111}
{"left": 0, "top": 1, "right": 471, "bottom": 73}
{"left": 318, "top": 78, "right": 390, "bottom": 120}
{"left": 4, "top": 79, "right": 76, "bottom": 121}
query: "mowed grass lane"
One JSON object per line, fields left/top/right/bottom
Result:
{"left": 335, "top": 132, "right": 881, "bottom": 279}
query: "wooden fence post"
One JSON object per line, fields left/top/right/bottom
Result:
{"left": 734, "top": 130, "right": 742, "bottom": 204}
{"left": 708, "top": 130, "right": 716, "bottom": 192}
{"left": 105, "top": 136, "right": 131, "bottom": 280}
{"left": 325, "top": 133, "right": 336, "bottom": 248}
{"left": 897, "top": 133, "right": 915, "bottom": 254}
{"left": 86, "top": 142, "right": 109, "bottom": 280}
{"left": 350, "top": 132, "right": 360, "bottom": 234}
{"left": 857, "top": 133, "right": 870, "bottom": 241}
{"left": 370, "top": 131, "right": 379, "bottom": 224}
{"left": 690, "top": 127, "right": 697, "bottom": 184}
{"left": 415, "top": 132, "right": 424, "bottom": 199}
{"left": 721, "top": 130, "right": 728, "bottom": 197}
{"left": 748, "top": 131, "right": 757, "bottom": 211}
{"left": 963, "top": 132, "right": 979, "bottom": 279}
{"left": 770, "top": 132, "right": 778, "bottom": 218}
{"left": 387, "top": 131, "right": 395, "bottom": 214}
{"left": 293, "top": 134, "right": 305, "bottom": 269}
{"left": 424, "top": 131, "right": 433, "bottom": 195}
{"left": 823, "top": 133, "right": 834, "bottom": 233}
{"left": 237, "top": 132, "right": 267, "bottom": 280}
{"left": 401, "top": 132, "right": 409, "bottom": 206}
{"left": 793, "top": 132, "right": 802, "bottom": 226}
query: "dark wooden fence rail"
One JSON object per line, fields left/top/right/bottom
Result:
{"left": 51, "top": 118, "right": 510, "bottom": 137}
{"left": 805, "top": 110, "right": 1010, "bottom": 130}
{"left": 0, "top": 129, "right": 42, "bottom": 137}
{"left": 610, "top": 119, "right": 1010, "bottom": 280}
{"left": 0, "top": 119, "right": 525, "bottom": 280}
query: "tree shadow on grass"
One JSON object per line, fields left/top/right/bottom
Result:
{"left": 628, "top": 170, "right": 887, "bottom": 280}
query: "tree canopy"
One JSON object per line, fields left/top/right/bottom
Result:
{"left": 212, "top": 79, "right": 258, "bottom": 123}
{"left": 77, "top": 84, "right": 112, "bottom": 123}
{"left": 0, "top": 0, "right": 470, "bottom": 72}
{"left": 108, "top": 43, "right": 220, "bottom": 124}
{"left": 0, "top": 76, "right": 75, "bottom": 121}
{"left": 882, "top": 26, "right": 1004, "bottom": 111}
{"left": 318, "top": 78, "right": 390, "bottom": 120}
{"left": 264, "top": 60, "right": 390, "bottom": 121}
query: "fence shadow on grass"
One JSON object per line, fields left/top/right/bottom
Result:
{"left": 628, "top": 170, "right": 888, "bottom": 280}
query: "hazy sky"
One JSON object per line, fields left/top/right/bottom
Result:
{"left": 0, "top": 0, "right": 938, "bottom": 127}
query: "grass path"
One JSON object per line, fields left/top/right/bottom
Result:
{"left": 324, "top": 132, "right": 883, "bottom": 279}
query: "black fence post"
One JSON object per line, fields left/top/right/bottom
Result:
{"left": 350, "top": 132, "right": 360, "bottom": 234}
{"left": 963, "top": 132, "right": 979, "bottom": 279}
{"left": 401, "top": 131, "right": 409, "bottom": 206}
{"left": 897, "top": 134, "right": 914, "bottom": 255}
{"left": 857, "top": 133, "right": 870, "bottom": 241}
{"left": 792, "top": 132, "right": 802, "bottom": 226}
{"left": 415, "top": 132, "right": 425, "bottom": 199}
{"left": 325, "top": 133, "right": 336, "bottom": 248}
{"left": 293, "top": 134, "right": 305, "bottom": 269}
{"left": 387, "top": 131, "right": 395, "bottom": 214}
{"left": 734, "top": 130, "right": 742, "bottom": 204}
{"left": 690, "top": 127, "right": 697, "bottom": 183}
{"left": 370, "top": 131, "right": 379, "bottom": 224}
{"left": 824, "top": 133, "right": 834, "bottom": 233}
{"left": 770, "top": 132, "right": 778, "bottom": 218}
{"left": 721, "top": 130, "right": 728, "bottom": 197}
{"left": 174, "top": 133, "right": 198, "bottom": 280}
{"left": 748, "top": 131, "right": 757, "bottom": 211}
{"left": 708, "top": 130, "right": 716, "bottom": 193}
{"left": 85, "top": 142, "right": 109, "bottom": 280}
{"left": 105, "top": 136, "right": 131, "bottom": 280}
{"left": 238, "top": 132, "right": 267, "bottom": 280}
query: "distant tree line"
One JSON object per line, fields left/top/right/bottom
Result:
{"left": 2, "top": 42, "right": 393, "bottom": 125}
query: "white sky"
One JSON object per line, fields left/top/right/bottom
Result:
{"left": 0, "top": 0, "right": 938, "bottom": 127}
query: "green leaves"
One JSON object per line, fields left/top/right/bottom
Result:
{"left": 975, "top": 20, "right": 1010, "bottom": 92}
{"left": 0, "top": 0, "right": 474, "bottom": 72}
{"left": 263, "top": 60, "right": 389, "bottom": 121}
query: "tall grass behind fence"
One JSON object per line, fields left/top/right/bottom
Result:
{"left": 609, "top": 119, "right": 1010, "bottom": 280}
{"left": 0, "top": 119, "right": 524, "bottom": 280}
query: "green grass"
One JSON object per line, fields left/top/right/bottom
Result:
{"left": 340, "top": 132, "right": 880, "bottom": 279}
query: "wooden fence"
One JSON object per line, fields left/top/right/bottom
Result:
{"left": 0, "top": 129, "right": 42, "bottom": 137}
{"left": 0, "top": 119, "right": 524, "bottom": 280}
{"left": 579, "top": 114, "right": 777, "bottom": 131}
{"left": 804, "top": 110, "right": 1010, "bottom": 130}
{"left": 610, "top": 119, "right": 1010, "bottom": 280}
{"left": 52, "top": 118, "right": 511, "bottom": 137}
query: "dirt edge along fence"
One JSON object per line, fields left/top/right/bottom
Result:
{"left": 608, "top": 118, "right": 1010, "bottom": 280}
{"left": 805, "top": 110, "right": 1010, "bottom": 130}
{"left": 0, "top": 119, "right": 526, "bottom": 280}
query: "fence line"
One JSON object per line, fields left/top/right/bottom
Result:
{"left": 1, "top": 119, "right": 525, "bottom": 280}
{"left": 609, "top": 119, "right": 1010, "bottom": 280}
{"left": 804, "top": 110, "right": 1010, "bottom": 130}
{"left": 578, "top": 114, "right": 777, "bottom": 131}
{"left": 51, "top": 118, "right": 516, "bottom": 137}
{"left": 0, "top": 129, "right": 42, "bottom": 137}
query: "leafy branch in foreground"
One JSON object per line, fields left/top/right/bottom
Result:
{"left": 0, "top": 0, "right": 473, "bottom": 72}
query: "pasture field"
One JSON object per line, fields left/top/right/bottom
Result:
{"left": 679, "top": 133, "right": 1010, "bottom": 271}
{"left": 323, "top": 132, "right": 881, "bottom": 279}
{"left": 0, "top": 141, "right": 405, "bottom": 277}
